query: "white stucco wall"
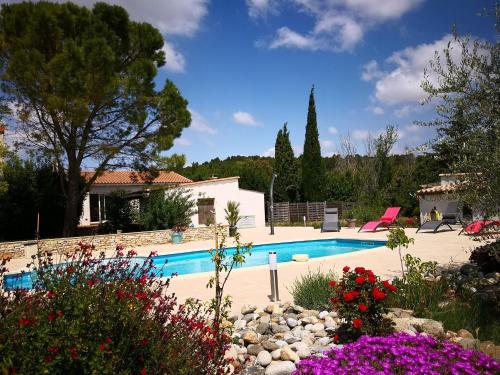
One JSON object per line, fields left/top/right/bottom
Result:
{"left": 418, "top": 196, "right": 460, "bottom": 223}
{"left": 183, "top": 178, "right": 265, "bottom": 228}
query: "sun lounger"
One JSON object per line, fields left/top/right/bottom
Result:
{"left": 358, "top": 207, "right": 400, "bottom": 233}
{"left": 321, "top": 208, "right": 341, "bottom": 232}
{"left": 459, "top": 220, "right": 500, "bottom": 235}
{"left": 417, "top": 202, "right": 461, "bottom": 233}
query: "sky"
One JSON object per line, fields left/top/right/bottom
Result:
{"left": 2, "top": 0, "right": 497, "bottom": 163}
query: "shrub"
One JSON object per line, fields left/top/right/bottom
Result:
{"left": 329, "top": 266, "right": 396, "bottom": 341}
{"left": 138, "top": 188, "right": 196, "bottom": 230}
{"left": 104, "top": 191, "right": 135, "bottom": 232}
{"left": 470, "top": 240, "right": 499, "bottom": 274}
{"left": 0, "top": 245, "right": 230, "bottom": 374}
{"left": 294, "top": 333, "right": 500, "bottom": 374}
{"left": 289, "top": 269, "right": 336, "bottom": 311}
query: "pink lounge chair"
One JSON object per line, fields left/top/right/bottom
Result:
{"left": 459, "top": 220, "right": 500, "bottom": 235}
{"left": 358, "top": 207, "right": 401, "bottom": 233}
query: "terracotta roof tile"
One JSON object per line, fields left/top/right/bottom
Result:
{"left": 416, "top": 184, "right": 459, "bottom": 196}
{"left": 82, "top": 171, "right": 192, "bottom": 185}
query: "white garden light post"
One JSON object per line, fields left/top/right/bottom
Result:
{"left": 269, "top": 251, "right": 280, "bottom": 301}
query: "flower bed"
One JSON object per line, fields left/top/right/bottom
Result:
{"left": 294, "top": 332, "right": 500, "bottom": 374}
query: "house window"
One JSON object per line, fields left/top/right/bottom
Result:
{"left": 90, "top": 194, "right": 106, "bottom": 223}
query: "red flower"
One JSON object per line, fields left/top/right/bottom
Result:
{"left": 352, "top": 319, "right": 362, "bottom": 329}
{"left": 334, "top": 335, "right": 339, "bottom": 342}
{"left": 69, "top": 347, "right": 78, "bottom": 360}
{"left": 105, "top": 337, "right": 112, "bottom": 344}
{"left": 135, "top": 292, "right": 147, "bottom": 300}
{"left": 47, "top": 347, "right": 59, "bottom": 354}
{"left": 354, "top": 267, "right": 366, "bottom": 274}
{"left": 18, "top": 318, "right": 30, "bottom": 326}
{"left": 330, "top": 297, "right": 339, "bottom": 304}
{"left": 328, "top": 280, "right": 337, "bottom": 287}
{"left": 47, "top": 290, "right": 56, "bottom": 299}
{"left": 355, "top": 275, "right": 365, "bottom": 285}
{"left": 343, "top": 291, "right": 360, "bottom": 302}
{"left": 141, "top": 338, "right": 149, "bottom": 346}
{"left": 86, "top": 280, "right": 95, "bottom": 287}
{"left": 48, "top": 311, "right": 56, "bottom": 321}
{"left": 367, "top": 271, "right": 376, "bottom": 284}
{"left": 116, "top": 290, "right": 126, "bottom": 300}
{"left": 358, "top": 303, "right": 368, "bottom": 312}
{"left": 44, "top": 356, "right": 53, "bottom": 364}
{"left": 342, "top": 266, "right": 350, "bottom": 273}
{"left": 140, "top": 369, "right": 147, "bottom": 375}
{"left": 99, "top": 343, "right": 106, "bottom": 351}
{"left": 373, "top": 287, "right": 386, "bottom": 301}
{"left": 383, "top": 280, "right": 397, "bottom": 292}
{"left": 139, "top": 275, "right": 148, "bottom": 285}
{"left": 56, "top": 310, "right": 64, "bottom": 318}
{"left": 66, "top": 266, "right": 74, "bottom": 274}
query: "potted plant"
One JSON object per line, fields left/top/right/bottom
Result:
{"left": 170, "top": 223, "right": 187, "bottom": 244}
{"left": 224, "top": 201, "right": 241, "bottom": 237}
{"left": 345, "top": 210, "right": 357, "bottom": 229}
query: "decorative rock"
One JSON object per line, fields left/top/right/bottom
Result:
{"left": 285, "top": 336, "right": 301, "bottom": 344}
{"left": 280, "top": 346, "right": 300, "bottom": 362}
{"left": 298, "top": 310, "right": 319, "bottom": 319}
{"left": 479, "top": 341, "right": 496, "bottom": 358}
{"left": 316, "top": 337, "right": 331, "bottom": 346}
{"left": 460, "top": 338, "right": 479, "bottom": 350}
{"left": 457, "top": 329, "right": 474, "bottom": 339}
{"left": 265, "top": 361, "right": 296, "bottom": 375}
{"left": 242, "top": 304, "right": 258, "bottom": 315}
{"left": 302, "top": 316, "right": 319, "bottom": 324}
{"left": 247, "top": 344, "right": 265, "bottom": 356}
{"left": 243, "top": 313, "right": 257, "bottom": 322}
{"left": 310, "top": 323, "right": 325, "bottom": 333}
{"left": 403, "top": 329, "right": 416, "bottom": 336}
{"left": 262, "top": 340, "right": 280, "bottom": 351}
{"left": 228, "top": 315, "right": 239, "bottom": 323}
{"left": 271, "top": 323, "right": 290, "bottom": 333}
{"left": 243, "top": 330, "right": 260, "bottom": 345}
{"left": 260, "top": 315, "right": 271, "bottom": 325}
{"left": 419, "top": 319, "right": 445, "bottom": 338}
{"left": 234, "top": 319, "right": 247, "bottom": 330}
{"left": 296, "top": 347, "right": 311, "bottom": 359}
{"left": 318, "top": 311, "right": 329, "bottom": 319}
{"left": 224, "top": 346, "right": 238, "bottom": 361}
{"left": 275, "top": 340, "right": 288, "bottom": 348}
{"left": 257, "top": 350, "right": 272, "bottom": 367}
{"left": 256, "top": 323, "right": 269, "bottom": 335}
{"left": 271, "top": 349, "right": 281, "bottom": 360}
{"left": 286, "top": 318, "right": 298, "bottom": 328}
{"left": 314, "top": 330, "right": 328, "bottom": 338}
{"left": 324, "top": 317, "right": 337, "bottom": 329}
{"left": 241, "top": 365, "right": 264, "bottom": 375}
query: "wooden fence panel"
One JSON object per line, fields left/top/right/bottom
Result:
{"left": 270, "top": 201, "right": 356, "bottom": 224}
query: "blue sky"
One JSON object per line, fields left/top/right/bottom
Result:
{"left": 4, "top": 0, "right": 496, "bottom": 163}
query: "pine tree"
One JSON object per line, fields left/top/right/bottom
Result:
{"left": 302, "top": 86, "right": 326, "bottom": 201}
{"left": 274, "top": 123, "right": 299, "bottom": 202}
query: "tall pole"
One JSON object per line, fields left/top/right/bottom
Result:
{"left": 270, "top": 173, "right": 277, "bottom": 235}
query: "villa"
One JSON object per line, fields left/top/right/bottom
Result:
{"left": 79, "top": 170, "right": 265, "bottom": 229}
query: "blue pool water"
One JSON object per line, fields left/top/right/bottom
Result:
{"left": 3, "top": 239, "right": 385, "bottom": 290}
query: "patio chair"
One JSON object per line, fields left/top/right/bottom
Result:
{"left": 416, "top": 202, "right": 461, "bottom": 233}
{"left": 321, "top": 208, "right": 341, "bottom": 232}
{"left": 358, "top": 207, "right": 401, "bottom": 233}
{"left": 459, "top": 220, "right": 500, "bottom": 235}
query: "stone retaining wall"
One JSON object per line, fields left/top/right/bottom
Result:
{"left": 0, "top": 226, "right": 225, "bottom": 259}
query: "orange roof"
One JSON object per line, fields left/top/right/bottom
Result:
{"left": 82, "top": 170, "right": 192, "bottom": 185}
{"left": 416, "top": 184, "right": 459, "bottom": 196}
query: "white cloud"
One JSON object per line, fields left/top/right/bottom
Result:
{"left": 352, "top": 129, "right": 371, "bottom": 141}
{"left": 328, "top": 127, "right": 338, "bottom": 135}
{"left": 174, "top": 137, "right": 191, "bottom": 147}
{"left": 262, "top": 146, "right": 275, "bottom": 157}
{"left": 247, "top": 0, "right": 279, "bottom": 18}
{"left": 233, "top": 111, "right": 260, "bottom": 126}
{"left": 269, "top": 27, "right": 322, "bottom": 50}
{"left": 369, "top": 106, "right": 385, "bottom": 115}
{"left": 361, "top": 60, "right": 383, "bottom": 81}
{"left": 161, "top": 42, "right": 186, "bottom": 72}
{"left": 255, "top": 0, "right": 424, "bottom": 52}
{"left": 363, "top": 34, "right": 471, "bottom": 106}
{"left": 189, "top": 109, "right": 217, "bottom": 135}
{"left": 320, "top": 138, "right": 337, "bottom": 156}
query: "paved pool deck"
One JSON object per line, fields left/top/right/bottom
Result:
{"left": 5, "top": 226, "right": 476, "bottom": 314}
{"left": 139, "top": 226, "right": 474, "bottom": 314}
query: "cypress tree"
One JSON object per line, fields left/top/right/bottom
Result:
{"left": 274, "top": 123, "right": 299, "bottom": 202}
{"left": 302, "top": 86, "right": 325, "bottom": 201}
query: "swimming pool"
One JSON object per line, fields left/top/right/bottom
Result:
{"left": 3, "top": 238, "right": 385, "bottom": 290}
